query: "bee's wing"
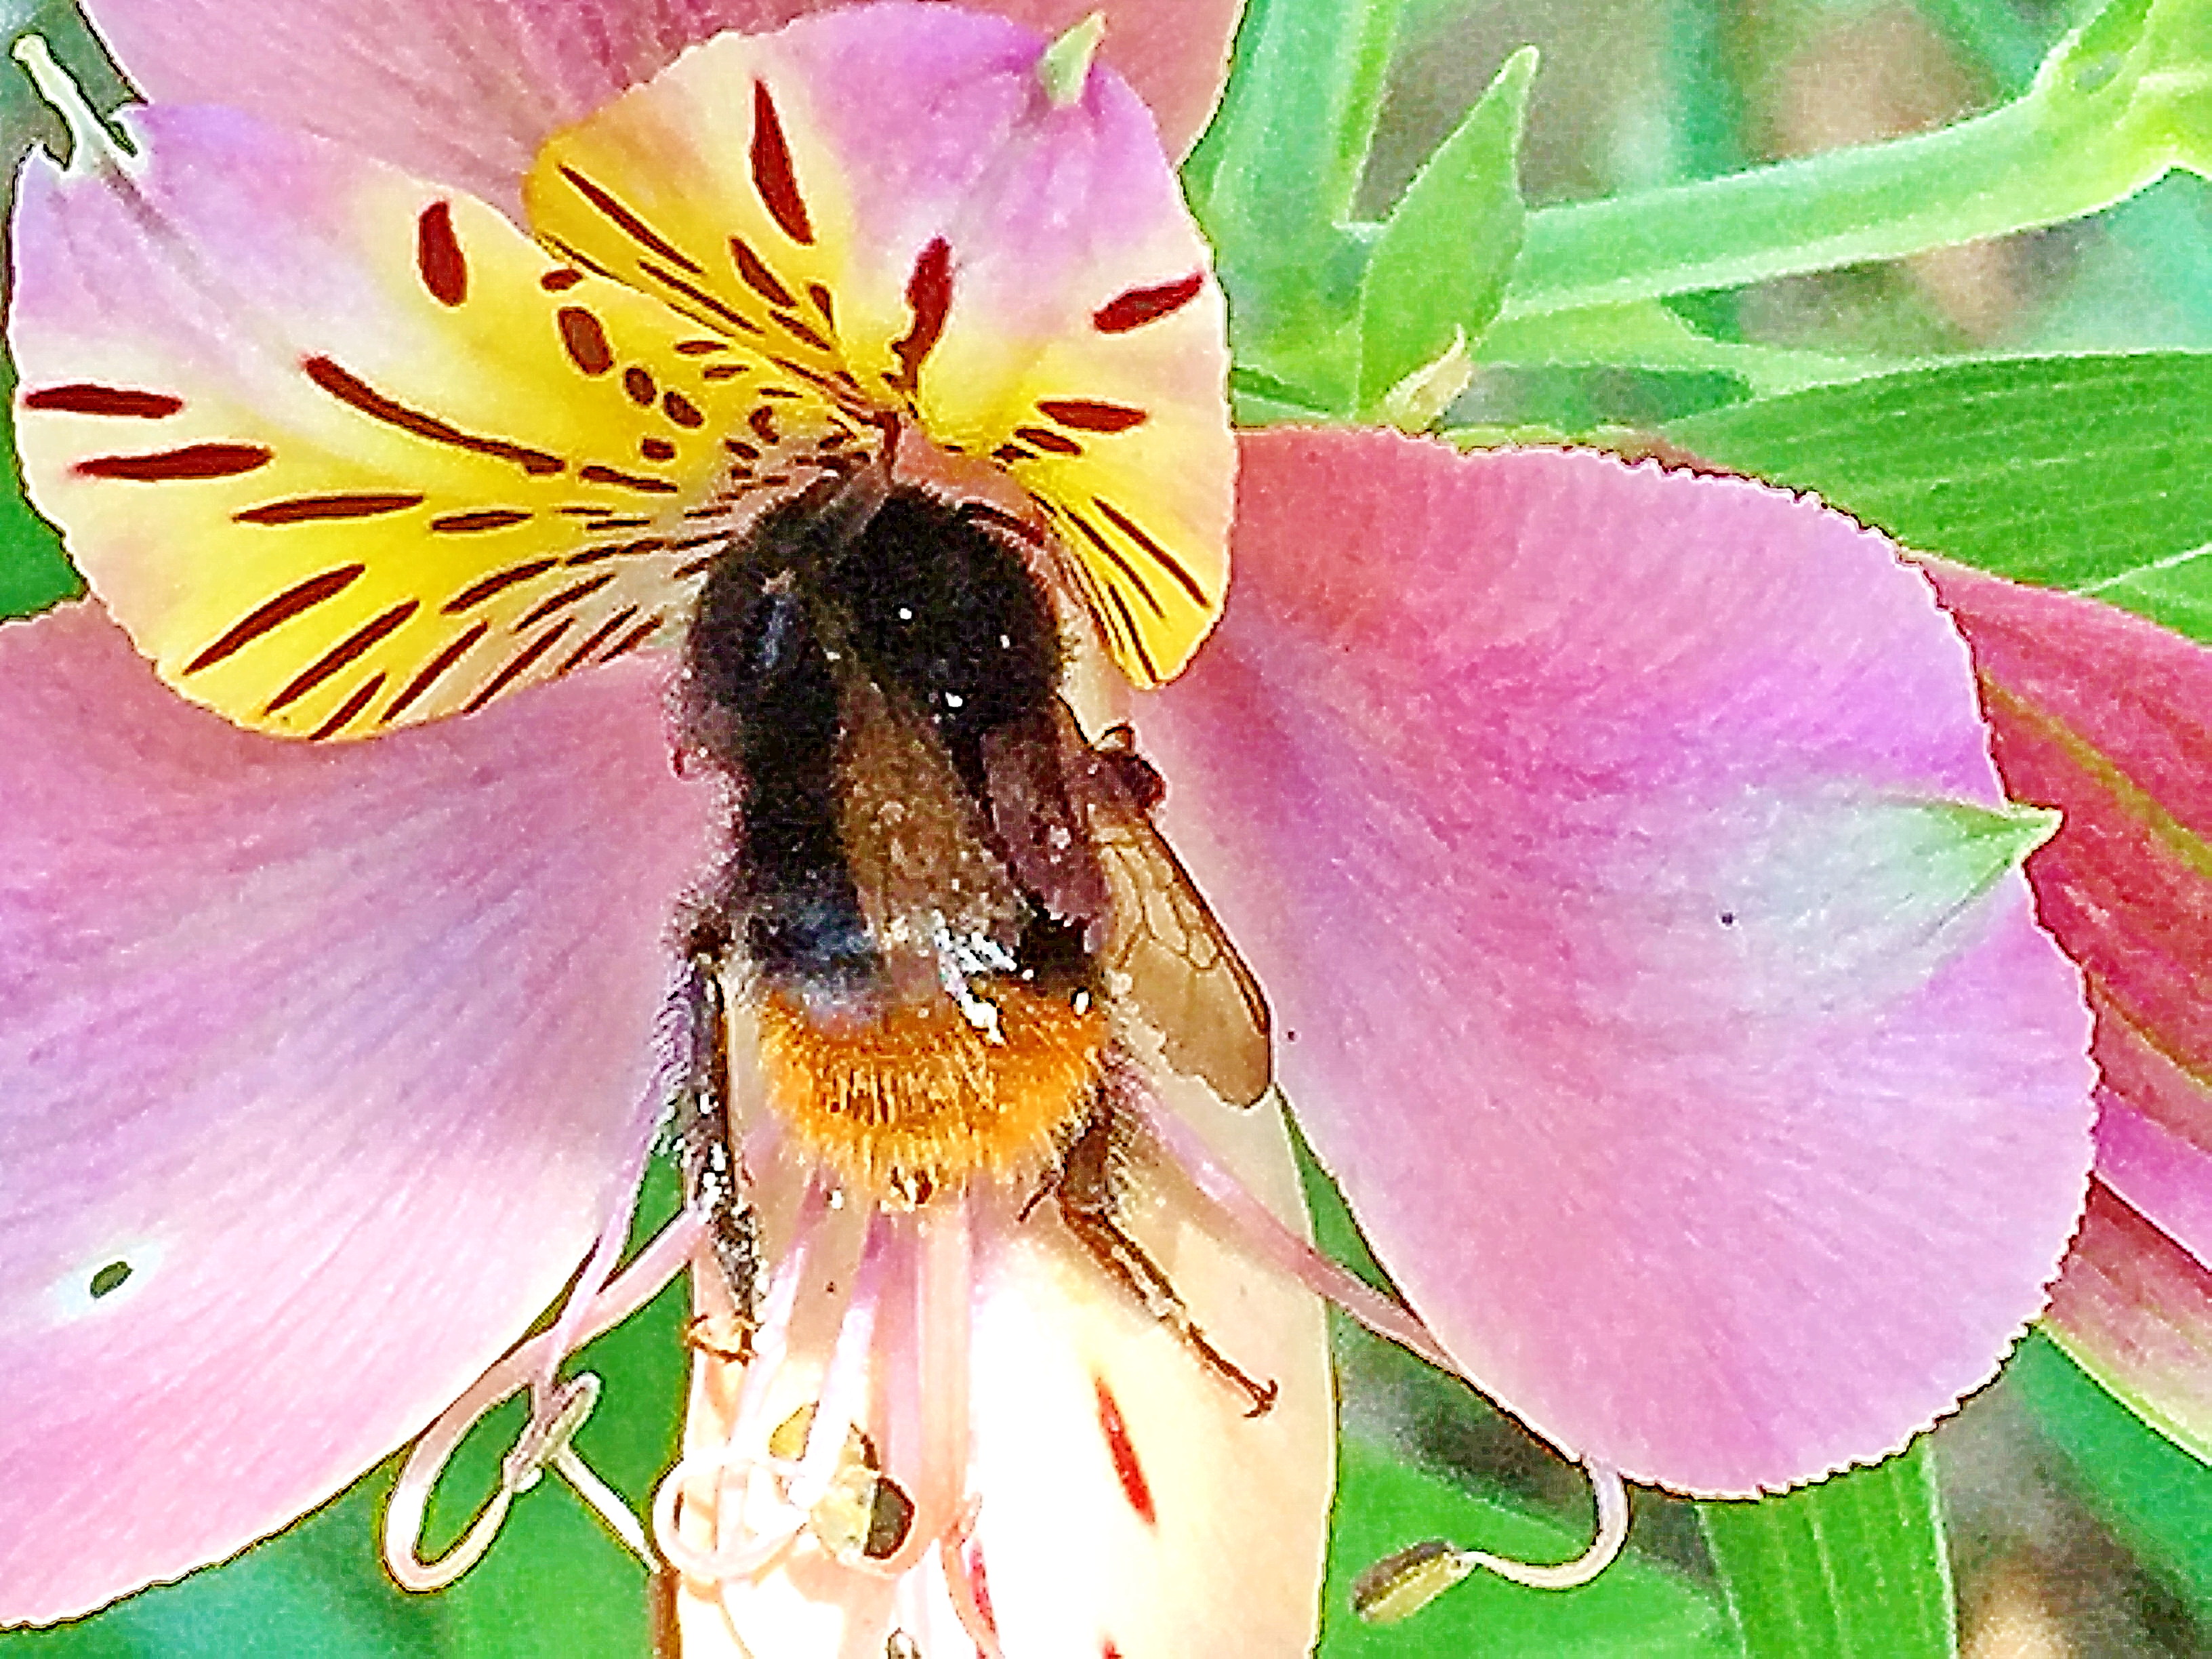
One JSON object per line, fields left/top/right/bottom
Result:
{"left": 1092, "top": 795, "right": 1275, "bottom": 1107}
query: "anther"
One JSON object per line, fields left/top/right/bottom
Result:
{"left": 1351, "top": 1460, "right": 1631, "bottom": 1622}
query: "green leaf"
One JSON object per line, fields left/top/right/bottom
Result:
{"left": 1183, "top": 0, "right": 1405, "bottom": 405}
{"left": 1322, "top": 1437, "right": 1736, "bottom": 1657}
{"left": 1354, "top": 47, "right": 1534, "bottom": 417}
{"left": 2013, "top": 1332, "right": 2212, "bottom": 1624}
{"left": 1501, "top": 0, "right": 2212, "bottom": 321}
{"left": 1696, "top": 1444, "right": 1955, "bottom": 1659}
{"left": 1475, "top": 303, "right": 1891, "bottom": 398}
{"left": 1665, "top": 352, "right": 2212, "bottom": 639}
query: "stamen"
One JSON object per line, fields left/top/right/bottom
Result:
{"left": 1036, "top": 13, "right": 1107, "bottom": 108}
{"left": 1351, "top": 1460, "right": 1631, "bottom": 1620}
{"left": 1127, "top": 1085, "right": 1460, "bottom": 1371}
{"left": 383, "top": 1211, "right": 701, "bottom": 1591}
{"left": 12, "top": 35, "right": 131, "bottom": 174}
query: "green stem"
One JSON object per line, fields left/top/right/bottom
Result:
{"left": 1504, "top": 95, "right": 2178, "bottom": 319}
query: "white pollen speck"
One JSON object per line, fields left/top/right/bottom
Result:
{"left": 999, "top": 633, "right": 1011, "bottom": 649}
{"left": 945, "top": 692, "right": 964, "bottom": 709}
{"left": 897, "top": 606, "right": 914, "bottom": 621}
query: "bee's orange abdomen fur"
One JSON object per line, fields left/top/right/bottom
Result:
{"left": 756, "top": 984, "right": 1107, "bottom": 1197}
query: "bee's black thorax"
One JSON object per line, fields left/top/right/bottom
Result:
{"left": 680, "top": 483, "right": 1073, "bottom": 1005}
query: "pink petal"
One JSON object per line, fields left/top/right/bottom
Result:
{"left": 83, "top": 0, "right": 1235, "bottom": 209}
{"left": 1925, "top": 560, "right": 2212, "bottom": 1261}
{"left": 1139, "top": 431, "right": 2095, "bottom": 1496}
{"left": 2045, "top": 1183, "right": 2212, "bottom": 1461}
{"left": 0, "top": 605, "right": 714, "bottom": 1622}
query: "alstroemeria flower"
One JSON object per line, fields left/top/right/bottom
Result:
{"left": 0, "top": 1, "right": 2097, "bottom": 1653}
{"left": 1926, "top": 563, "right": 2212, "bottom": 1460}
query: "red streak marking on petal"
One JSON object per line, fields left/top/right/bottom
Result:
{"left": 1092, "top": 1377, "right": 1156, "bottom": 1526}
{"left": 264, "top": 599, "right": 418, "bottom": 714}
{"left": 382, "top": 620, "right": 487, "bottom": 722}
{"left": 558, "top": 165, "right": 703, "bottom": 273}
{"left": 77, "top": 443, "right": 272, "bottom": 480}
{"left": 1013, "top": 424, "right": 1082, "bottom": 456}
{"left": 565, "top": 536, "right": 669, "bottom": 566}
{"left": 308, "top": 672, "right": 386, "bottom": 741}
{"left": 304, "top": 356, "right": 565, "bottom": 475}
{"left": 1107, "top": 586, "right": 1160, "bottom": 682}
{"left": 729, "top": 237, "right": 794, "bottom": 307}
{"left": 723, "top": 439, "right": 761, "bottom": 462}
{"left": 443, "top": 556, "right": 560, "bottom": 614}
{"left": 25, "top": 384, "right": 182, "bottom": 418}
{"left": 540, "top": 268, "right": 586, "bottom": 292}
{"left": 579, "top": 463, "right": 679, "bottom": 495}
{"left": 234, "top": 492, "right": 423, "bottom": 525}
{"left": 771, "top": 312, "right": 834, "bottom": 353}
{"left": 430, "top": 508, "right": 532, "bottom": 533}
{"left": 460, "top": 618, "right": 574, "bottom": 714}
{"left": 595, "top": 611, "right": 663, "bottom": 663}
{"left": 807, "top": 283, "right": 835, "bottom": 327}
{"left": 1103, "top": 1645, "right": 1123, "bottom": 1659}
{"left": 704, "top": 359, "right": 745, "bottom": 376}
{"left": 558, "top": 307, "right": 615, "bottom": 375}
{"left": 517, "top": 569, "right": 619, "bottom": 630}
{"left": 1036, "top": 398, "right": 1147, "bottom": 433}
{"left": 1092, "top": 497, "right": 1210, "bottom": 607}
{"left": 638, "top": 260, "right": 766, "bottom": 337}
{"left": 674, "top": 337, "right": 727, "bottom": 355}
{"left": 750, "top": 81, "right": 815, "bottom": 245}
{"left": 556, "top": 605, "right": 640, "bottom": 672}
{"left": 747, "top": 407, "right": 781, "bottom": 447}
{"left": 623, "top": 366, "right": 657, "bottom": 406}
{"left": 186, "top": 565, "right": 366, "bottom": 673}
{"left": 641, "top": 436, "right": 676, "bottom": 462}
{"left": 1064, "top": 511, "right": 1164, "bottom": 617}
{"left": 662, "top": 391, "right": 705, "bottom": 429}
{"left": 889, "top": 238, "right": 952, "bottom": 394}
{"left": 1093, "top": 272, "right": 1204, "bottom": 333}
{"left": 416, "top": 201, "right": 468, "bottom": 306}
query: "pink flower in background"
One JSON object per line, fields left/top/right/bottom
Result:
{"left": 0, "top": 0, "right": 2095, "bottom": 1652}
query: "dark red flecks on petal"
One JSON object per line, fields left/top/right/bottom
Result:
{"left": 416, "top": 201, "right": 468, "bottom": 306}
{"left": 662, "top": 391, "right": 704, "bottom": 429}
{"left": 641, "top": 437, "right": 677, "bottom": 462}
{"left": 264, "top": 599, "right": 419, "bottom": 713}
{"left": 381, "top": 620, "right": 488, "bottom": 722}
{"left": 185, "top": 563, "right": 366, "bottom": 673}
{"left": 307, "top": 672, "right": 386, "bottom": 741}
{"left": 1013, "top": 425, "right": 1082, "bottom": 456}
{"left": 234, "top": 492, "right": 424, "bottom": 525}
{"left": 443, "top": 556, "right": 561, "bottom": 614}
{"left": 890, "top": 238, "right": 952, "bottom": 394}
{"left": 540, "top": 268, "right": 586, "bottom": 293}
{"left": 24, "top": 384, "right": 183, "bottom": 418}
{"left": 460, "top": 619, "right": 575, "bottom": 714}
{"left": 559, "top": 165, "right": 704, "bottom": 274}
{"left": 729, "top": 237, "right": 795, "bottom": 307}
{"left": 1092, "top": 1376, "right": 1157, "bottom": 1527}
{"left": 1092, "top": 272, "right": 1204, "bottom": 334}
{"left": 579, "top": 463, "right": 680, "bottom": 495}
{"left": 558, "top": 308, "right": 615, "bottom": 376}
{"left": 750, "top": 81, "right": 815, "bottom": 246}
{"left": 77, "top": 443, "right": 272, "bottom": 481}
{"left": 304, "top": 356, "right": 566, "bottom": 476}
{"left": 430, "top": 508, "right": 533, "bottom": 533}
{"left": 1094, "top": 497, "right": 1210, "bottom": 607}
{"left": 623, "top": 367, "right": 658, "bottom": 407}
{"left": 1036, "top": 398, "right": 1147, "bottom": 433}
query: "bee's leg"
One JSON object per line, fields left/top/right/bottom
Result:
{"left": 670, "top": 930, "right": 764, "bottom": 1351}
{"left": 1052, "top": 1107, "right": 1279, "bottom": 1418}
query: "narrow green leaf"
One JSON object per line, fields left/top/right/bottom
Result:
{"left": 1502, "top": 0, "right": 2212, "bottom": 321}
{"left": 2013, "top": 1332, "right": 2212, "bottom": 1624}
{"left": 1477, "top": 302, "right": 1892, "bottom": 398}
{"left": 1323, "top": 1437, "right": 1736, "bottom": 1658}
{"left": 1183, "top": 0, "right": 1405, "bottom": 405}
{"left": 1666, "top": 352, "right": 2212, "bottom": 639}
{"left": 1697, "top": 1443, "right": 1956, "bottom": 1659}
{"left": 1354, "top": 47, "right": 1534, "bottom": 415}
